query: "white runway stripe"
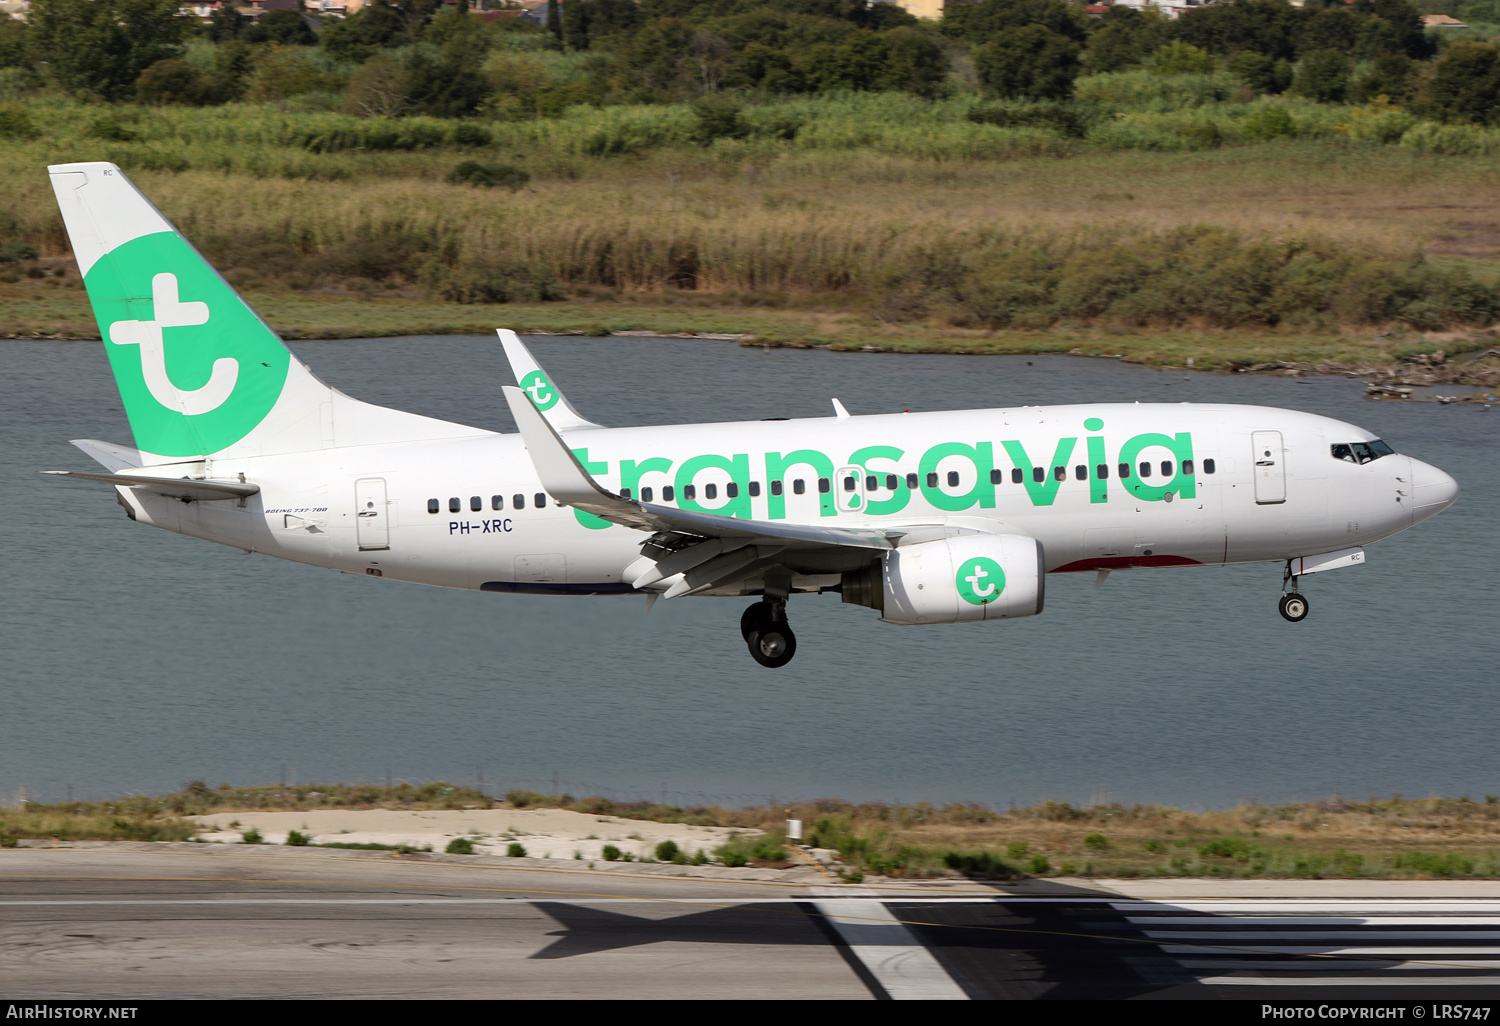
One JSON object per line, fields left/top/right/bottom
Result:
{"left": 1198, "top": 975, "right": 1500, "bottom": 987}
{"left": 1162, "top": 945, "right": 1500, "bottom": 955}
{"left": 811, "top": 896, "right": 969, "bottom": 1000}
{"left": 1179, "top": 959, "right": 1500, "bottom": 971}
{"left": 1114, "top": 901, "right": 1500, "bottom": 914}
{"left": 1130, "top": 916, "right": 1500, "bottom": 926}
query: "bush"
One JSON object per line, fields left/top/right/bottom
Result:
{"left": 1083, "top": 832, "right": 1110, "bottom": 852}
{"left": 1028, "top": 854, "right": 1050, "bottom": 874}
{"left": 241, "top": 827, "right": 265, "bottom": 844}
{"left": 690, "top": 94, "right": 751, "bottom": 146}
{"left": 1150, "top": 41, "right": 1214, "bottom": 76}
{"left": 1242, "top": 104, "right": 1297, "bottom": 141}
{"left": 0, "top": 102, "right": 38, "bottom": 140}
{"left": 446, "top": 161, "right": 530, "bottom": 190}
{"left": 426, "top": 259, "right": 562, "bottom": 304}
{"left": 506, "top": 841, "right": 528, "bottom": 857}
{"left": 1393, "top": 851, "right": 1475, "bottom": 876}
{"left": 943, "top": 850, "right": 1013, "bottom": 877}
{"left": 654, "top": 839, "right": 680, "bottom": 862}
{"left": 975, "top": 25, "right": 1082, "bottom": 101}
{"left": 86, "top": 114, "right": 138, "bottom": 142}
{"left": 1198, "top": 837, "right": 1252, "bottom": 859}
{"left": 0, "top": 240, "right": 38, "bottom": 263}
{"left": 966, "top": 100, "right": 1089, "bottom": 138}
{"left": 445, "top": 836, "right": 476, "bottom": 854}
{"left": 601, "top": 844, "right": 621, "bottom": 861}
{"left": 285, "top": 829, "right": 311, "bottom": 846}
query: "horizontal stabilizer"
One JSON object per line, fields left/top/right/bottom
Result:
{"left": 43, "top": 470, "right": 259, "bottom": 502}
{"left": 70, "top": 439, "right": 144, "bottom": 472}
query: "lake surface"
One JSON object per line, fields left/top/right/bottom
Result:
{"left": 2, "top": 335, "right": 1496, "bottom": 810}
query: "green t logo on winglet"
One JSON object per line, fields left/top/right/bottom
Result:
{"left": 520, "top": 370, "right": 559, "bottom": 411}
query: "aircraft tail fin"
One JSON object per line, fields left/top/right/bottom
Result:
{"left": 50, "top": 162, "right": 487, "bottom": 464}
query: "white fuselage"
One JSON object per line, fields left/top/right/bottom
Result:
{"left": 112, "top": 402, "right": 1455, "bottom": 600}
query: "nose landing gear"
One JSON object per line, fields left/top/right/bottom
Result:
{"left": 1279, "top": 562, "right": 1310, "bottom": 622}
{"left": 741, "top": 599, "right": 797, "bottom": 668}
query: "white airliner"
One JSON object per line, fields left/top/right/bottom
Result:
{"left": 45, "top": 162, "right": 1460, "bottom": 666}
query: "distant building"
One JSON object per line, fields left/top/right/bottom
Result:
{"left": 875, "top": 0, "right": 943, "bottom": 18}
{"left": 1422, "top": 14, "right": 1468, "bottom": 27}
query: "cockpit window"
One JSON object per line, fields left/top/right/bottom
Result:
{"left": 1332, "top": 440, "right": 1395, "bottom": 464}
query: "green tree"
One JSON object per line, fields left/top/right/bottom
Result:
{"left": 135, "top": 58, "right": 209, "bottom": 104}
{"left": 28, "top": 0, "right": 189, "bottom": 100}
{"left": 1084, "top": 8, "right": 1171, "bottom": 73}
{"left": 0, "top": 18, "right": 28, "bottom": 69}
{"left": 1350, "top": 51, "right": 1417, "bottom": 104}
{"left": 974, "top": 24, "right": 1080, "bottom": 100}
{"left": 342, "top": 52, "right": 411, "bottom": 116}
{"left": 321, "top": 2, "right": 408, "bottom": 63}
{"left": 206, "top": 3, "right": 244, "bottom": 43}
{"left": 1417, "top": 40, "right": 1500, "bottom": 124}
{"left": 1173, "top": 0, "right": 1303, "bottom": 62}
{"left": 247, "top": 8, "right": 318, "bottom": 47}
{"left": 1149, "top": 40, "right": 1214, "bottom": 75}
{"left": 1292, "top": 48, "right": 1351, "bottom": 101}
{"left": 1227, "top": 51, "right": 1287, "bottom": 94}
{"left": 945, "top": 0, "right": 1087, "bottom": 45}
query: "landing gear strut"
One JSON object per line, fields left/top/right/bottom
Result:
{"left": 741, "top": 599, "right": 797, "bottom": 668}
{"left": 1279, "top": 563, "right": 1310, "bottom": 623}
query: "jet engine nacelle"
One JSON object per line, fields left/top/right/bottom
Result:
{"left": 879, "top": 534, "right": 1045, "bottom": 625}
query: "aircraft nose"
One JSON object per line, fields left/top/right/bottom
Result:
{"left": 1410, "top": 458, "right": 1459, "bottom": 524}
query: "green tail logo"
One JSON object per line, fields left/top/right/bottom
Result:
{"left": 85, "top": 231, "right": 291, "bottom": 457}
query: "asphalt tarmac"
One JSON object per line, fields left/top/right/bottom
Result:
{"left": 7, "top": 847, "right": 1500, "bottom": 1000}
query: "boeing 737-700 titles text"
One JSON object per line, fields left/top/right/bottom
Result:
{"left": 43, "top": 162, "right": 1460, "bottom": 666}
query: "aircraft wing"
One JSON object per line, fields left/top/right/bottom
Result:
{"left": 43, "top": 471, "right": 259, "bottom": 502}
{"left": 497, "top": 329, "right": 603, "bottom": 431}
{"left": 502, "top": 385, "right": 897, "bottom": 597}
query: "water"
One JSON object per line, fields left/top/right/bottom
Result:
{"left": 2, "top": 335, "right": 1496, "bottom": 810}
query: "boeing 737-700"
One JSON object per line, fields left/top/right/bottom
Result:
{"left": 43, "top": 162, "right": 1460, "bottom": 666}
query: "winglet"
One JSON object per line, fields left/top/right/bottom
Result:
{"left": 497, "top": 329, "right": 602, "bottom": 431}
{"left": 832, "top": 398, "right": 851, "bottom": 419}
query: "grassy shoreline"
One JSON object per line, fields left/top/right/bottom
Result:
{"left": 5, "top": 280, "right": 1496, "bottom": 383}
{"left": 6, "top": 783, "right": 1500, "bottom": 881}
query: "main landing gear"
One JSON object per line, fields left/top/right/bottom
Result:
{"left": 1279, "top": 562, "right": 1310, "bottom": 623}
{"left": 741, "top": 599, "right": 797, "bottom": 668}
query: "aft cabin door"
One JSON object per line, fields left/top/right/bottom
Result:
{"left": 355, "top": 477, "right": 390, "bottom": 550}
{"left": 1252, "top": 431, "right": 1286, "bottom": 505}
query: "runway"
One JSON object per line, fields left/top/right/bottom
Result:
{"left": 6, "top": 848, "right": 1500, "bottom": 999}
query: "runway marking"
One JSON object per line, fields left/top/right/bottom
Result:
{"left": 811, "top": 897, "right": 969, "bottom": 1000}
{"left": 1196, "top": 976, "right": 1500, "bottom": 987}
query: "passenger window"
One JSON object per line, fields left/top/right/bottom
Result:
{"left": 663, "top": 485, "right": 675, "bottom": 501}
{"left": 1096, "top": 464, "right": 1108, "bottom": 479}
{"left": 886, "top": 474, "right": 898, "bottom": 490}
{"left": 492, "top": 495, "right": 504, "bottom": 510}
{"left": 1118, "top": 463, "right": 1130, "bottom": 479}
{"left": 1012, "top": 468, "right": 1023, "bottom": 484}
{"left": 1053, "top": 466, "right": 1065, "bottom": 481}
{"left": 1182, "top": 460, "right": 1194, "bottom": 476}
{"left": 771, "top": 480, "right": 783, "bottom": 496}
{"left": 906, "top": 473, "right": 919, "bottom": 489}
{"left": 470, "top": 496, "right": 482, "bottom": 512}
{"left": 990, "top": 469, "right": 1003, "bottom": 485}
{"left": 513, "top": 494, "right": 525, "bottom": 510}
{"left": 866, "top": 475, "right": 878, "bottom": 491}
{"left": 428, "top": 498, "right": 439, "bottom": 514}
{"left": 684, "top": 484, "right": 697, "bottom": 500}
{"left": 1203, "top": 459, "right": 1216, "bottom": 474}
{"left": 1032, "top": 467, "right": 1044, "bottom": 483}
{"left": 449, "top": 497, "right": 461, "bottom": 513}
{"left": 818, "top": 478, "right": 830, "bottom": 494}
{"left": 947, "top": 471, "right": 960, "bottom": 487}
{"left": 1161, "top": 460, "right": 1174, "bottom": 477}
{"left": 927, "top": 472, "right": 939, "bottom": 488}
{"left": 703, "top": 483, "right": 716, "bottom": 500}
{"left": 1139, "top": 463, "right": 1151, "bottom": 478}
{"left": 641, "top": 487, "right": 654, "bottom": 502}
{"left": 792, "top": 479, "right": 805, "bottom": 495}
{"left": 749, "top": 482, "right": 761, "bottom": 497}
{"left": 843, "top": 476, "right": 856, "bottom": 492}
{"left": 620, "top": 488, "right": 632, "bottom": 500}
{"left": 1075, "top": 465, "right": 1087, "bottom": 481}
{"left": 535, "top": 492, "right": 546, "bottom": 508}
{"left": 726, "top": 482, "right": 738, "bottom": 498}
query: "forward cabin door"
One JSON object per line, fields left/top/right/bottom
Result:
{"left": 355, "top": 477, "right": 390, "bottom": 550}
{"left": 1252, "top": 431, "right": 1286, "bottom": 505}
